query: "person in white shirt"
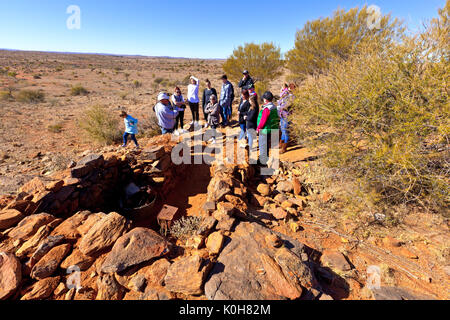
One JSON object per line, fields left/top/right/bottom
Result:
{"left": 171, "top": 86, "right": 187, "bottom": 136}
{"left": 187, "top": 75, "right": 200, "bottom": 127}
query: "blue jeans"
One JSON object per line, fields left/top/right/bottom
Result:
{"left": 238, "top": 123, "right": 247, "bottom": 140}
{"left": 123, "top": 132, "right": 139, "bottom": 147}
{"left": 220, "top": 105, "right": 231, "bottom": 124}
{"left": 247, "top": 129, "right": 256, "bottom": 149}
{"left": 161, "top": 128, "right": 174, "bottom": 135}
{"left": 280, "top": 118, "right": 289, "bottom": 143}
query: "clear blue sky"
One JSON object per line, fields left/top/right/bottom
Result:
{"left": 0, "top": 0, "right": 445, "bottom": 59}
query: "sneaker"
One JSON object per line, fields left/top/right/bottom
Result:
{"left": 121, "top": 144, "right": 127, "bottom": 148}
{"left": 174, "top": 130, "right": 180, "bottom": 136}
{"left": 239, "top": 141, "right": 247, "bottom": 148}
{"left": 189, "top": 121, "right": 194, "bottom": 125}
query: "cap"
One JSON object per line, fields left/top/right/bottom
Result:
{"left": 243, "top": 70, "right": 249, "bottom": 75}
{"left": 157, "top": 92, "right": 170, "bottom": 101}
{"left": 262, "top": 91, "right": 274, "bottom": 101}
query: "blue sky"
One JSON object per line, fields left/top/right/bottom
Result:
{"left": 0, "top": 0, "right": 445, "bottom": 59}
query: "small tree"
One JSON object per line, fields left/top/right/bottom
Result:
{"left": 223, "top": 42, "right": 284, "bottom": 91}
{"left": 286, "top": 6, "right": 403, "bottom": 80}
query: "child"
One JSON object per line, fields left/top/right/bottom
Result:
{"left": 120, "top": 111, "right": 139, "bottom": 148}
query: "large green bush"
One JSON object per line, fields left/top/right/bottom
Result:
{"left": 290, "top": 4, "right": 449, "bottom": 214}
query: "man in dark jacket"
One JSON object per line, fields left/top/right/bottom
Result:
{"left": 238, "top": 70, "right": 255, "bottom": 91}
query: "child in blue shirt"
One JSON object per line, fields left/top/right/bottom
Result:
{"left": 120, "top": 111, "right": 140, "bottom": 148}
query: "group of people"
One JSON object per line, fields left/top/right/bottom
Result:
{"left": 120, "top": 70, "right": 296, "bottom": 163}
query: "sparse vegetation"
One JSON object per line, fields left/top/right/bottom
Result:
{"left": 70, "top": 84, "right": 89, "bottom": 96}
{"left": 16, "top": 89, "right": 45, "bottom": 103}
{"left": 170, "top": 216, "right": 205, "bottom": 240}
{"left": 77, "top": 105, "right": 122, "bottom": 145}
{"left": 47, "top": 123, "right": 64, "bottom": 133}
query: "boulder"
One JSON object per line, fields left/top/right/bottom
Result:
{"left": 320, "top": 250, "right": 352, "bottom": 272}
{"left": 293, "top": 178, "right": 302, "bottom": 195}
{"left": 21, "top": 276, "right": 60, "bottom": 300}
{"left": 0, "top": 209, "right": 24, "bottom": 230}
{"left": 71, "top": 154, "right": 104, "bottom": 178}
{"left": 0, "top": 252, "right": 22, "bottom": 300}
{"left": 8, "top": 213, "right": 57, "bottom": 241}
{"left": 31, "top": 243, "right": 71, "bottom": 280}
{"left": 19, "top": 177, "right": 46, "bottom": 195}
{"left": 101, "top": 228, "right": 170, "bottom": 274}
{"left": 51, "top": 210, "right": 91, "bottom": 241}
{"left": 142, "top": 146, "right": 165, "bottom": 160}
{"left": 272, "top": 207, "right": 288, "bottom": 220}
{"left": 257, "top": 184, "right": 271, "bottom": 196}
{"left": 79, "top": 212, "right": 127, "bottom": 257}
{"left": 60, "top": 249, "right": 95, "bottom": 271}
{"left": 76, "top": 212, "right": 106, "bottom": 236}
{"left": 164, "top": 255, "right": 211, "bottom": 296}
{"left": 96, "top": 274, "right": 124, "bottom": 300}
{"left": 207, "top": 178, "right": 231, "bottom": 202}
{"left": 205, "top": 221, "right": 317, "bottom": 300}
{"left": 277, "top": 181, "right": 294, "bottom": 194}
{"left": 206, "top": 232, "right": 225, "bottom": 255}
{"left": 30, "top": 235, "right": 65, "bottom": 266}
{"left": 15, "top": 225, "right": 51, "bottom": 259}
{"left": 138, "top": 258, "right": 171, "bottom": 287}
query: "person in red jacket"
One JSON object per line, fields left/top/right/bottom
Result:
{"left": 257, "top": 91, "right": 279, "bottom": 165}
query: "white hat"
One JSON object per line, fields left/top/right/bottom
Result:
{"left": 157, "top": 92, "right": 170, "bottom": 101}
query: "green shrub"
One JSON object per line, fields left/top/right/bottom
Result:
{"left": 71, "top": 85, "right": 89, "bottom": 96}
{"left": 291, "top": 29, "right": 449, "bottom": 214}
{"left": 132, "top": 80, "right": 142, "bottom": 89}
{"left": 78, "top": 105, "right": 122, "bottom": 145}
{"left": 286, "top": 5, "right": 403, "bottom": 80}
{"left": 7, "top": 71, "right": 17, "bottom": 78}
{"left": 223, "top": 42, "right": 284, "bottom": 83}
{"left": 16, "top": 90, "right": 45, "bottom": 103}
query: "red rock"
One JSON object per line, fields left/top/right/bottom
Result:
{"left": 96, "top": 274, "right": 124, "bottom": 300}
{"left": 60, "top": 249, "right": 95, "bottom": 271}
{"left": 257, "top": 184, "right": 271, "bottom": 196}
{"left": 45, "top": 180, "right": 64, "bottom": 193}
{"left": 51, "top": 211, "right": 91, "bottom": 241}
{"left": 164, "top": 255, "right": 211, "bottom": 296}
{"left": 101, "top": 228, "right": 170, "bottom": 274}
{"left": 15, "top": 225, "right": 51, "bottom": 258}
{"left": 21, "top": 276, "right": 60, "bottom": 300}
{"left": 138, "top": 258, "right": 171, "bottom": 287}
{"left": 382, "top": 236, "right": 401, "bottom": 248}
{"left": 272, "top": 207, "right": 288, "bottom": 220}
{"left": 31, "top": 244, "right": 72, "bottom": 280}
{"left": 5, "top": 200, "right": 37, "bottom": 216}
{"left": 79, "top": 212, "right": 127, "bottom": 257}
{"left": 0, "top": 252, "right": 22, "bottom": 300}
{"left": 8, "top": 213, "right": 57, "bottom": 240}
{"left": 0, "top": 209, "right": 24, "bottom": 230}
{"left": 206, "top": 232, "right": 225, "bottom": 255}
{"left": 19, "top": 177, "right": 46, "bottom": 195}
{"left": 320, "top": 250, "right": 352, "bottom": 272}
{"left": 261, "top": 253, "right": 303, "bottom": 300}
{"left": 293, "top": 178, "right": 302, "bottom": 195}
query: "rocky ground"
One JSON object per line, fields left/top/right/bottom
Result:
{"left": 0, "top": 125, "right": 448, "bottom": 301}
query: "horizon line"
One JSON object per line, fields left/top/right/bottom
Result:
{"left": 0, "top": 48, "right": 226, "bottom": 61}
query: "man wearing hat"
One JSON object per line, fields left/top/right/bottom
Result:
{"left": 154, "top": 92, "right": 179, "bottom": 134}
{"left": 238, "top": 70, "right": 255, "bottom": 91}
{"left": 219, "top": 75, "right": 233, "bottom": 126}
{"left": 257, "top": 91, "right": 280, "bottom": 165}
